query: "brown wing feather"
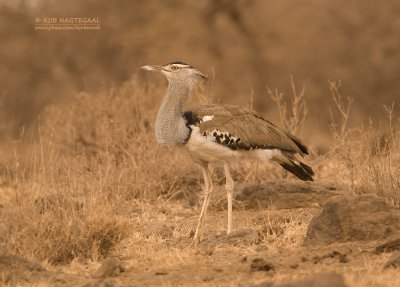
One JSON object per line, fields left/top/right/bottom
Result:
{"left": 189, "top": 104, "right": 307, "bottom": 156}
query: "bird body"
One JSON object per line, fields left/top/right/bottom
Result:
{"left": 182, "top": 105, "right": 297, "bottom": 164}
{"left": 141, "top": 61, "right": 314, "bottom": 243}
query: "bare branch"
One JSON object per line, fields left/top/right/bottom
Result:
{"left": 268, "top": 77, "right": 308, "bottom": 134}
{"left": 329, "top": 80, "right": 353, "bottom": 137}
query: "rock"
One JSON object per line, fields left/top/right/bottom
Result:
{"left": 311, "top": 251, "right": 348, "bottom": 264}
{"left": 375, "top": 238, "right": 400, "bottom": 254}
{"left": 142, "top": 221, "right": 175, "bottom": 239}
{"left": 235, "top": 180, "right": 339, "bottom": 210}
{"left": 303, "top": 195, "right": 400, "bottom": 246}
{"left": 99, "top": 278, "right": 119, "bottom": 287}
{"left": 93, "top": 257, "right": 123, "bottom": 278}
{"left": 250, "top": 258, "right": 275, "bottom": 272}
{"left": 384, "top": 251, "right": 400, "bottom": 269}
{"left": 225, "top": 229, "right": 260, "bottom": 244}
{"left": 279, "top": 272, "right": 347, "bottom": 287}
{"left": 253, "top": 272, "right": 347, "bottom": 287}
{"left": 84, "top": 278, "right": 119, "bottom": 287}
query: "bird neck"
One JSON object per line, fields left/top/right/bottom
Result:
{"left": 155, "top": 79, "right": 192, "bottom": 146}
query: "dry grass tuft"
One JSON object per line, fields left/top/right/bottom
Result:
{"left": 253, "top": 209, "right": 314, "bottom": 249}
{"left": 0, "top": 179, "right": 128, "bottom": 264}
{"left": 322, "top": 83, "right": 400, "bottom": 206}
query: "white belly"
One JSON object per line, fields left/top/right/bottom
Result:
{"left": 184, "top": 126, "right": 281, "bottom": 164}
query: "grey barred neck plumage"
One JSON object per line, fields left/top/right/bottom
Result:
{"left": 141, "top": 61, "right": 314, "bottom": 243}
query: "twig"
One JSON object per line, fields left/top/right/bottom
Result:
{"left": 329, "top": 80, "right": 353, "bottom": 137}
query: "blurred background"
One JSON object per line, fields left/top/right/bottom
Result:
{"left": 1, "top": 0, "right": 399, "bottom": 141}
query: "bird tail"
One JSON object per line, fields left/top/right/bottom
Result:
{"left": 274, "top": 152, "right": 314, "bottom": 181}
{"left": 288, "top": 133, "right": 309, "bottom": 156}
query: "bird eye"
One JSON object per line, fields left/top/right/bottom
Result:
{"left": 171, "top": 65, "right": 179, "bottom": 71}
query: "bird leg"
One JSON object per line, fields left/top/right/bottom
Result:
{"left": 193, "top": 163, "right": 213, "bottom": 244}
{"left": 224, "top": 163, "right": 234, "bottom": 235}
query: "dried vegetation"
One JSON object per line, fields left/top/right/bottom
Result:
{"left": 0, "top": 1, "right": 400, "bottom": 286}
{"left": 0, "top": 76, "right": 398, "bottom": 268}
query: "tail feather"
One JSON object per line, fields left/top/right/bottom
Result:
{"left": 288, "top": 133, "right": 309, "bottom": 156}
{"left": 279, "top": 160, "right": 314, "bottom": 181}
{"left": 273, "top": 150, "right": 314, "bottom": 181}
{"left": 300, "top": 162, "right": 315, "bottom": 176}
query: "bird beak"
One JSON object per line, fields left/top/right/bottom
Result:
{"left": 196, "top": 71, "right": 208, "bottom": 80}
{"left": 141, "top": 65, "right": 164, "bottom": 71}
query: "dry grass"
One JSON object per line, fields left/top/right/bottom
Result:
{"left": 325, "top": 83, "right": 400, "bottom": 207}
{"left": 0, "top": 74, "right": 398, "bottom": 257}
{"left": 0, "top": 77, "right": 211, "bottom": 265}
{"left": 0, "top": 71, "right": 399, "bottom": 287}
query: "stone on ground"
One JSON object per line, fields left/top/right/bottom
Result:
{"left": 304, "top": 195, "right": 400, "bottom": 246}
{"left": 384, "top": 251, "right": 400, "bottom": 269}
{"left": 142, "top": 220, "right": 175, "bottom": 239}
{"left": 235, "top": 180, "right": 339, "bottom": 210}
{"left": 279, "top": 272, "right": 347, "bottom": 287}
{"left": 93, "top": 257, "right": 123, "bottom": 278}
{"left": 252, "top": 272, "right": 347, "bottom": 287}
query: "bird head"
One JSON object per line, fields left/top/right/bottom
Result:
{"left": 141, "top": 62, "right": 207, "bottom": 85}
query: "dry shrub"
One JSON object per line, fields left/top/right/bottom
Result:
{"left": 41, "top": 77, "right": 199, "bottom": 199}
{"left": 328, "top": 80, "right": 354, "bottom": 138}
{"left": 267, "top": 76, "right": 308, "bottom": 135}
{"left": 253, "top": 210, "right": 313, "bottom": 249}
{"left": 0, "top": 78, "right": 199, "bottom": 263}
{"left": 0, "top": 181, "right": 127, "bottom": 264}
{"left": 0, "top": 73, "right": 234, "bottom": 263}
{"left": 323, "top": 82, "right": 400, "bottom": 206}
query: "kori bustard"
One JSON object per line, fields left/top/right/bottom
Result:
{"left": 141, "top": 61, "right": 314, "bottom": 243}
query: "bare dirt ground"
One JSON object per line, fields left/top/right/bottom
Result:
{"left": 2, "top": 180, "right": 399, "bottom": 287}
